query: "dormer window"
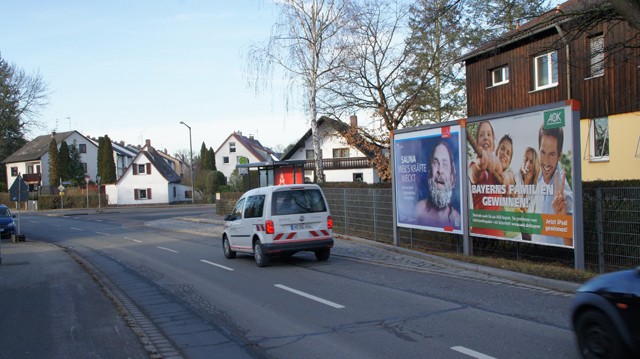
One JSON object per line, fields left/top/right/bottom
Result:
{"left": 490, "top": 65, "right": 509, "bottom": 86}
{"left": 229, "top": 142, "right": 236, "bottom": 153}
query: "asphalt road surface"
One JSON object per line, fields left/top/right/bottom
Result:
{"left": 19, "top": 206, "right": 580, "bottom": 359}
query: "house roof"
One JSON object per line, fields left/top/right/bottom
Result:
{"left": 280, "top": 116, "right": 382, "bottom": 161}
{"left": 460, "top": 0, "right": 610, "bottom": 62}
{"left": 215, "top": 132, "right": 279, "bottom": 162}
{"left": 2, "top": 131, "right": 84, "bottom": 164}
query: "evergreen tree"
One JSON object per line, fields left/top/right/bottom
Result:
{"left": 0, "top": 55, "right": 28, "bottom": 188}
{"left": 48, "top": 138, "right": 60, "bottom": 186}
{"left": 199, "top": 142, "right": 210, "bottom": 171}
{"left": 97, "top": 136, "right": 105, "bottom": 179}
{"left": 68, "top": 140, "right": 86, "bottom": 185}
{"left": 102, "top": 135, "right": 116, "bottom": 183}
{"left": 208, "top": 147, "right": 216, "bottom": 171}
{"left": 58, "top": 141, "right": 70, "bottom": 181}
{"left": 97, "top": 135, "right": 117, "bottom": 183}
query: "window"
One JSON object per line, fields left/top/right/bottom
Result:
{"left": 533, "top": 51, "right": 558, "bottom": 90}
{"left": 11, "top": 167, "right": 18, "bottom": 176}
{"left": 230, "top": 198, "right": 246, "bottom": 220}
{"left": 590, "top": 117, "right": 609, "bottom": 161}
{"left": 333, "top": 148, "right": 349, "bottom": 158}
{"left": 272, "top": 189, "right": 327, "bottom": 215}
{"left": 244, "top": 195, "right": 265, "bottom": 218}
{"left": 82, "top": 162, "right": 87, "bottom": 172}
{"left": 589, "top": 34, "right": 605, "bottom": 78}
{"left": 223, "top": 156, "right": 230, "bottom": 164}
{"left": 490, "top": 65, "right": 509, "bottom": 86}
{"left": 229, "top": 142, "right": 236, "bottom": 153}
{"left": 353, "top": 173, "right": 363, "bottom": 182}
{"left": 137, "top": 164, "right": 146, "bottom": 174}
{"left": 306, "top": 150, "right": 314, "bottom": 160}
{"left": 79, "top": 143, "right": 87, "bottom": 153}
{"left": 134, "top": 188, "right": 152, "bottom": 200}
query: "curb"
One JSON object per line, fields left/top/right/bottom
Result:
{"left": 336, "top": 234, "right": 581, "bottom": 294}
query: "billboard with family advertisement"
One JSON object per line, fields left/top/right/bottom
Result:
{"left": 394, "top": 125, "right": 464, "bottom": 234}
{"left": 466, "top": 103, "right": 579, "bottom": 248}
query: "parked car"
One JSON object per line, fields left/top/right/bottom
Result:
{"left": 222, "top": 184, "right": 334, "bottom": 267}
{"left": 0, "top": 204, "right": 17, "bottom": 239}
{"left": 571, "top": 267, "right": 640, "bottom": 358}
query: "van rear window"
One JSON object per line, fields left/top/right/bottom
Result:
{"left": 272, "top": 189, "right": 327, "bottom": 215}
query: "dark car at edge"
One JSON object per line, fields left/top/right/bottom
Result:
{"left": 571, "top": 267, "right": 640, "bottom": 358}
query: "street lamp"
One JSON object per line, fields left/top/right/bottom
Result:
{"left": 179, "top": 121, "right": 195, "bottom": 204}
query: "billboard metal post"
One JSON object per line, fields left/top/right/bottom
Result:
{"left": 459, "top": 119, "right": 472, "bottom": 256}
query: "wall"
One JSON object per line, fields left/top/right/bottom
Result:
{"left": 580, "top": 112, "right": 640, "bottom": 181}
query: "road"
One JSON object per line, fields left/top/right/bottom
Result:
{"left": 21, "top": 206, "right": 580, "bottom": 358}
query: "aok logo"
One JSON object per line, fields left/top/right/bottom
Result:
{"left": 544, "top": 109, "right": 565, "bottom": 129}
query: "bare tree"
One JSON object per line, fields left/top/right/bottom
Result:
{"left": 246, "top": 0, "right": 352, "bottom": 183}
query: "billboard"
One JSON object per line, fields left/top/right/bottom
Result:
{"left": 274, "top": 166, "right": 304, "bottom": 185}
{"left": 394, "top": 125, "right": 463, "bottom": 234}
{"left": 466, "top": 105, "right": 577, "bottom": 248}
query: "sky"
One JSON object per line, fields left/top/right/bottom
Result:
{"left": 1, "top": 0, "right": 309, "bottom": 156}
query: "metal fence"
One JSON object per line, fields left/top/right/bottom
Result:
{"left": 323, "top": 187, "right": 640, "bottom": 273}
{"left": 216, "top": 186, "right": 640, "bottom": 273}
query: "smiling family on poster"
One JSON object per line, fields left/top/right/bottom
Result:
{"left": 466, "top": 110, "right": 574, "bottom": 248}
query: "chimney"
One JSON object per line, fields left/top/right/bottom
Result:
{"left": 249, "top": 134, "right": 254, "bottom": 140}
{"left": 51, "top": 131, "right": 57, "bottom": 137}
{"left": 145, "top": 139, "right": 151, "bottom": 148}
{"left": 350, "top": 115, "right": 358, "bottom": 127}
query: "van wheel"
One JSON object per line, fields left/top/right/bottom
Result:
{"left": 315, "top": 248, "right": 330, "bottom": 261}
{"left": 253, "top": 241, "right": 270, "bottom": 267}
{"left": 223, "top": 236, "right": 236, "bottom": 259}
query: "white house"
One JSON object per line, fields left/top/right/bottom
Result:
{"left": 281, "top": 116, "right": 382, "bottom": 183}
{"left": 105, "top": 140, "right": 190, "bottom": 205}
{"left": 2, "top": 131, "right": 99, "bottom": 190}
{"left": 214, "top": 131, "right": 279, "bottom": 181}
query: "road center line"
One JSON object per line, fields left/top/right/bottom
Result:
{"left": 96, "top": 232, "right": 110, "bottom": 235}
{"left": 157, "top": 246, "right": 178, "bottom": 253}
{"left": 124, "top": 237, "right": 142, "bottom": 243}
{"left": 200, "top": 259, "right": 234, "bottom": 271}
{"left": 70, "top": 227, "right": 82, "bottom": 231}
{"left": 451, "top": 346, "right": 497, "bottom": 359}
{"left": 274, "top": 284, "right": 345, "bottom": 309}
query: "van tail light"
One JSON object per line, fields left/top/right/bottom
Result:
{"left": 265, "top": 220, "right": 275, "bottom": 234}
{"left": 327, "top": 216, "right": 333, "bottom": 230}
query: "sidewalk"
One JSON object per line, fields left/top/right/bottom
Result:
{"left": 0, "top": 240, "right": 151, "bottom": 359}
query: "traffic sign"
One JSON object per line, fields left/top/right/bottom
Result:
{"left": 9, "top": 175, "right": 29, "bottom": 202}
{"left": 58, "top": 185, "right": 66, "bottom": 192}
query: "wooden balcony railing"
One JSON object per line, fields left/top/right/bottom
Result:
{"left": 22, "top": 173, "right": 41, "bottom": 183}
{"left": 303, "top": 157, "right": 372, "bottom": 170}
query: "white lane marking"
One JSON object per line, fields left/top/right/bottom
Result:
{"left": 96, "top": 232, "right": 110, "bottom": 236}
{"left": 451, "top": 346, "right": 497, "bottom": 359}
{"left": 274, "top": 284, "right": 345, "bottom": 309}
{"left": 124, "top": 237, "right": 142, "bottom": 243}
{"left": 200, "top": 260, "right": 234, "bottom": 271}
{"left": 157, "top": 246, "right": 178, "bottom": 253}
{"left": 70, "top": 227, "right": 83, "bottom": 231}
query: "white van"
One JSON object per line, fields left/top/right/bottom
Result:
{"left": 222, "top": 184, "right": 334, "bottom": 267}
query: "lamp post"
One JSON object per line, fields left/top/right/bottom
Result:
{"left": 179, "top": 121, "right": 195, "bottom": 204}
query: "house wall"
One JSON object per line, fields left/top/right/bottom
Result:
{"left": 290, "top": 125, "right": 379, "bottom": 183}
{"left": 580, "top": 112, "right": 640, "bottom": 181}
{"left": 215, "top": 137, "right": 263, "bottom": 180}
{"left": 112, "top": 155, "right": 171, "bottom": 205}
{"left": 465, "top": 18, "right": 640, "bottom": 181}
{"left": 4, "top": 132, "right": 99, "bottom": 188}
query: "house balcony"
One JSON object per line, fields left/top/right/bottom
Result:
{"left": 303, "top": 157, "right": 372, "bottom": 171}
{"left": 22, "top": 173, "right": 41, "bottom": 183}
